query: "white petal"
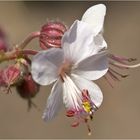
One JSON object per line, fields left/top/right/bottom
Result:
{"left": 94, "top": 34, "right": 107, "bottom": 50}
{"left": 31, "top": 48, "right": 64, "bottom": 85}
{"left": 71, "top": 74, "right": 103, "bottom": 107}
{"left": 63, "top": 75, "right": 82, "bottom": 111}
{"left": 62, "top": 20, "right": 97, "bottom": 64}
{"left": 72, "top": 51, "right": 108, "bottom": 80}
{"left": 42, "top": 79, "right": 63, "bottom": 121}
{"left": 82, "top": 4, "right": 106, "bottom": 35}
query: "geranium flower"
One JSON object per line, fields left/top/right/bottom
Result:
{"left": 31, "top": 4, "right": 108, "bottom": 135}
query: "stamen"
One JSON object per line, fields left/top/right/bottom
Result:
{"left": 109, "top": 62, "right": 128, "bottom": 69}
{"left": 110, "top": 62, "right": 140, "bottom": 69}
{"left": 109, "top": 67, "right": 128, "bottom": 78}
{"left": 66, "top": 109, "right": 75, "bottom": 117}
{"left": 85, "top": 118, "right": 92, "bottom": 136}
{"left": 71, "top": 121, "right": 79, "bottom": 127}
{"left": 82, "top": 89, "right": 98, "bottom": 111}
{"left": 63, "top": 77, "right": 95, "bottom": 135}
{"left": 109, "top": 54, "right": 137, "bottom": 64}
{"left": 82, "top": 101, "right": 92, "bottom": 113}
{"left": 108, "top": 70, "right": 120, "bottom": 81}
{"left": 82, "top": 90, "right": 91, "bottom": 110}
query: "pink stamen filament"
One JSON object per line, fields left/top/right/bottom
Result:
{"left": 109, "top": 53, "right": 137, "bottom": 64}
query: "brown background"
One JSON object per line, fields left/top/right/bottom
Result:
{"left": 0, "top": 1, "right": 140, "bottom": 139}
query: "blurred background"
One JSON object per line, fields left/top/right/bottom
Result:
{"left": 0, "top": 1, "right": 140, "bottom": 139}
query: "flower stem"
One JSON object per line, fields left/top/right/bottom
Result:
{"left": 0, "top": 31, "right": 40, "bottom": 63}
{"left": 0, "top": 49, "right": 38, "bottom": 62}
{"left": 22, "top": 49, "right": 38, "bottom": 55}
{"left": 17, "top": 31, "right": 40, "bottom": 50}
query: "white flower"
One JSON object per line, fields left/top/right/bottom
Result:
{"left": 31, "top": 4, "right": 108, "bottom": 134}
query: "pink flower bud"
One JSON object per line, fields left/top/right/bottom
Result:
{"left": 1, "top": 58, "right": 30, "bottom": 91}
{"left": 3, "top": 65, "right": 21, "bottom": 86}
{"left": 16, "top": 74, "right": 40, "bottom": 99}
{"left": 39, "top": 21, "right": 67, "bottom": 49}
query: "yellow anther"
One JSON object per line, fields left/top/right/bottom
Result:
{"left": 82, "top": 101, "right": 92, "bottom": 113}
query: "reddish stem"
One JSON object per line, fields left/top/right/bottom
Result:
{"left": 0, "top": 31, "right": 40, "bottom": 62}
{"left": 22, "top": 49, "right": 38, "bottom": 55}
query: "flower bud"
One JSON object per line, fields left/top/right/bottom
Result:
{"left": 39, "top": 21, "right": 67, "bottom": 49}
{"left": 16, "top": 74, "right": 40, "bottom": 99}
{"left": 1, "top": 58, "right": 29, "bottom": 90}
{"left": 3, "top": 65, "right": 21, "bottom": 86}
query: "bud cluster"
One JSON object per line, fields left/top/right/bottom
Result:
{"left": 0, "top": 21, "right": 67, "bottom": 109}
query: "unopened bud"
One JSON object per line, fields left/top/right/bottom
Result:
{"left": 3, "top": 65, "right": 21, "bottom": 86}
{"left": 40, "top": 21, "right": 67, "bottom": 49}
{"left": 2, "top": 58, "right": 29, "bottom": 89}
{"left": 16, "top": 74, "right": 40, "bottom": 99}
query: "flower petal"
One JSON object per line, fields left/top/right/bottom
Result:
{"left": 62, "top": 20, "right": 97, "bottom": 64}
{"left": 72, "top": 51, "right": 108, "bottom": 80}
{"left": 42, "top": 79, "right": 63, "bottom": 121}
{"left": 71, "top": 74, "right": 103, "bottom": 108}
{"left": 82, "top": 4, "right": 106, "bottom": 35}
{"left": 31, "top": 48, "right": 64, "bottom": 85}
{"left": 63, "top": 75, "right": 82, "bottom": 111}
{"left": 94, "top": 34, "right": 107, "bottom": 50}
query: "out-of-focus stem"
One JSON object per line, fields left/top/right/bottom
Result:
{"left": 0, "top": 49, "right": 38, "bottom": 62}
{"left": 0, "top": 31, "right": 40, "bottom": 63}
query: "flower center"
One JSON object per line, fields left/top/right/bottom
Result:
{"left": 59, "top": 61, "right": 72, "bottom": 80}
